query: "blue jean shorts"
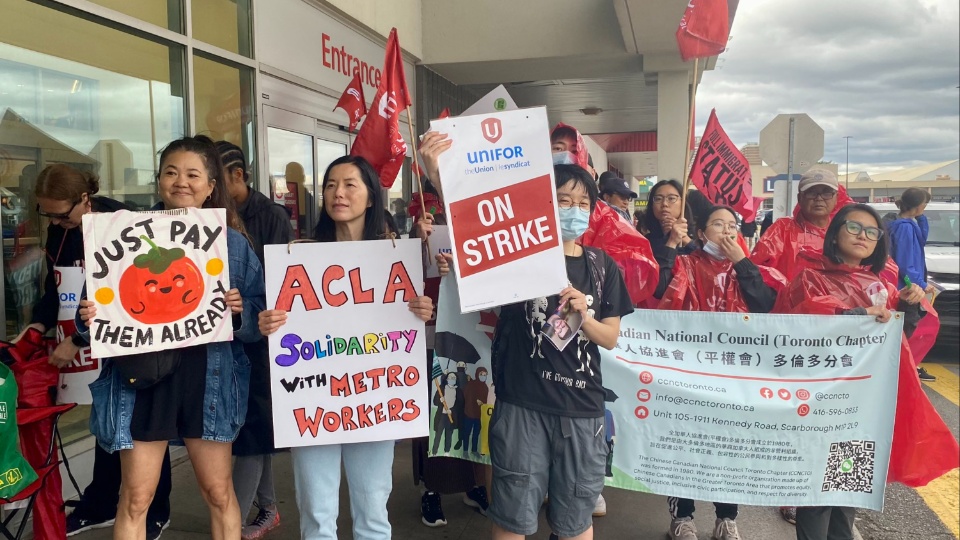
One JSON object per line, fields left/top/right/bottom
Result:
{"left": 488, "top": 401, "right": 607, "bottom": 538}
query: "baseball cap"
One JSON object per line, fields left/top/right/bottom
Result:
{"left": 599, "top": 175, "right": 638, "bottom": 199}
{"left": 797, "top": 168, "right": 838, "bottom": 192}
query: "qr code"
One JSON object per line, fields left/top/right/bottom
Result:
{"left": 822, "top": 440, "right": 875, "bottom": 493}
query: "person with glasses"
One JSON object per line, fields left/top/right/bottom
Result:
{"left": 775, "top": 203, "right": 931, "bottom": 540}
{"left": 639, "top": 180, "right": 696, "bottom": 303}
{"left": 14, "top": 164, "right": 175, "bottom": 539}
{"left": 657, "top": 205, "right": 786, "bottom": 540}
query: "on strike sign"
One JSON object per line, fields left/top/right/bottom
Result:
{"left": 431, "top": 107, "right": 566, "bottom": 312}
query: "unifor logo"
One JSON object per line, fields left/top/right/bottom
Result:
{"left": 481, "top": 118, "right": 502, "bottom": 143}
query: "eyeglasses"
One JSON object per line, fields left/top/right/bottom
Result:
{"left": 801, "top": 189, "right": 837, "bottom": 201}
{"left": 652, "top": 194, "right": 681, "bottom": 205}
{"left": 707, "top": 220, "right": 740, "bottom": 232}
{"left": 557, "top": 198, "right": 592, "bottom": 212}
{"left": 37, "top": 199, "right": 80, "bottom": 220}
{"left": 843, "top": 220, "right": 884, "bottom": 241}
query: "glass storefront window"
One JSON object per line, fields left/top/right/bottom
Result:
{"left": 193, "top": 53, "right": 255, "bottom": 164}
{"left": 0, "top": 0, "right": 186, "bottom": 440}
{"left": 192, "top": 0, "right": 253, "bottom": 57}
{"left": 267, "top": 128, "right": 315, "bottom": 240}
{"left": 87, "top": 0, "right": 182, "bottom": 32}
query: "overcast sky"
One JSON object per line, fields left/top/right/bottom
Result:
{"left": 695, "top": 0, "right": 960, "bottom": 174}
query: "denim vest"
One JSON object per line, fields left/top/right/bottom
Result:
{"left": 81, "top": 228, "right": 266, "bottom": 452}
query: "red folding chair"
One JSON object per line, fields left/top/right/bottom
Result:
{"left": 0, "top": 404, "right": 76, "bottom": 540}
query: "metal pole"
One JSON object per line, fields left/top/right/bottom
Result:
{"left": 843, "top": 136, "right": 852, "bottom": 189}
{"left": 786, "top": 117, "right": 796, "bottom": 213}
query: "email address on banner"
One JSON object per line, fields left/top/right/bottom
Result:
{"left": 655, "top": 394, "right": 755, "bottom": 412}
{"left": 657, "top": 378, "right": 727, "bottom": 393}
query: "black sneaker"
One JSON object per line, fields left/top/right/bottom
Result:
{"left": 918, "top": 367, "right": 936, "bottom": 382}
{"left": 146, "top": 519, "right": 170, "bottom": 540}
{"left": 462, "top": 485, "right": 489, "bottom": 516}
{"left": 66, "top": 510, "right": 115, "bottom": 537}
{"left": 421, "top": 491, "right": 447, "bottom": 527}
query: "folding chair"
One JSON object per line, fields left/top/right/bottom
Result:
{"left": 0, "top": 403, "right": 76, "bottom": 540}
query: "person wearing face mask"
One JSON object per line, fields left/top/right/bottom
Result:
{"left": 433, "top": 372, "right": 461, "bottom": 454}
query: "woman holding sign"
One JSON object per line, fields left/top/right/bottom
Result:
{"left": 657, "top": 205, "right": 787, "bottom": 540}
{"left": 80, "top": 135, "right": 266, "bottom": 540}
{"left": 257, "top": 155, "right": 437, "bottom": 540}
{"left": 774, "top": 204, "right": 956, "bottom": 540}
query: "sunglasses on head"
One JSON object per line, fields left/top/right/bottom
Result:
{"left": 843, "top": 220, "right": 883, "bottom": 241}
{"left": 37, "top": 199, "right": 81, "bottom": 220}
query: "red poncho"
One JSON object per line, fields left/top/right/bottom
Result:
{"left": 776, "top": 251, "right": 959, "bottom": 487}
{"left": 658, "top": 250, "right": 787, "bottom": 312}
{"left": 580, "top": 200, "right": 659, "bottom": 306}
{"left": 550, "top": 122, "right": 589, "bottom": 170}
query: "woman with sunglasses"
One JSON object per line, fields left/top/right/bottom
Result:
{"left": 638, "top": 180, "right": 696, "bottom": 303}
{"left": 776, "top": 204, "right": 929, "bottom": 540}
{"left": 658, "top": 205, "right": 786, "bottom": 540}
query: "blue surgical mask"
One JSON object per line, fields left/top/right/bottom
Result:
{"left": 559, "top": 206, "right": 591, "bottom": 241}
{"left": 552, "top": 151, "right": 576, "bottom": 165}
{"left": 702, "top": 239, "right": 727, "bottom": 260}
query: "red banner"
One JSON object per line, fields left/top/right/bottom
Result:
{"left": 350, "top": 28, "right": 412, "bottom": 188}
{"left": 676, "top": 0, "right": 730, "bottom": 61}
{"left": 334, "top": 73, "right": 367, "bottom": 132}
{"left": 689, "top": 109, "right": 756, "bottom": 219}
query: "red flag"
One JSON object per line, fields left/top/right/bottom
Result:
{"left": 350, "top": 28, "right": 412, "bottom": 188}
{"left": 676, "top": 0, "right": 730, "bottom": 61}
{"left": 688, "top": 109, "right": 755, "bottom": 219}
{"left": 333, "top": 73, "right": 367, "bottom": 132}
{"left": 438, "top": 107, "right": 451, "bottom": 119}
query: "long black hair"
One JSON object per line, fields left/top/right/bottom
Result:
{"left": 313, "top": 155, "right": 386, "bottom": 242}
{"left": 641, "top": 179, "right": 694, "bottom": 237}
{"left": 157, "top": 135, "right": 246, "bottom": 235}
{"left": 823, "top": 203, "right": 889, "bottom": 274}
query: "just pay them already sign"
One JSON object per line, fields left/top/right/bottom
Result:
{"left": 431, "top": 107, "right": 566, "bottom": 312}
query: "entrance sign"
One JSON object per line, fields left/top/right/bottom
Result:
{"left": 431, "top": 107, "right": 566, "bottom": 312}
{"left": 264, "top": 240, "right": 428, "bottom": 448}
{"left": 55, "top": 267, "right": 97, "bottom": 404}
{"left": 601, "top": 310, "right": 900, "bottom": 511}
{"left": 82, "top": 209, "right": 231, "bottom": 359}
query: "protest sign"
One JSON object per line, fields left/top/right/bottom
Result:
{"left": 424, "top": 225, "right": 453, "bottom": 279}
{"left": 82, "top": 209, "right": 231, "bottom": 359}
{"left": 601, "top": 309, "right": 901, "bottom": 510}
{"left": 428, "top": 276, "right": 498, "bottom": 463}
{"left": 689, "top": 109, "right": 756, "bottom": 219}
{"left": 265, "top": 239, "right": 428, "bottom": 448}
{"left": 55, "top": 266, "right": 97, "bottom": 404}
{"left": 431, "top": 107, "right": 566, "bottom": 312}
{"left": 461, "top": 84, "right": 518, "bottom": 116}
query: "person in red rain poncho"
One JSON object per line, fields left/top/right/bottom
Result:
{"left": 658, "top": 206, "right": 786, "bottom": 540}
{"left": 775, "top": 203, "right": 959, "bottom": 540}
{"left": 550, "top": 123, "right": 659, "bottom": 307}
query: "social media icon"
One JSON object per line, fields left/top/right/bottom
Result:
{"left": 637, "top": 389, "right": 652, "bottom": 402}
{"left": 635, "top": 406, "right": 649, "bottom": 419}
{"left": 760, "top": 387, "right": 774, "bottom": 399}
{"left": 796, "top": 389, "right": 811, "bottom": 401}
{"left": 639, "top": 371, "right": 654, "bottom": 385}
{"left": 778, "top": 389, "right": 791, "bottom": 400}
{"left": 797, "top": 404, "right": 810, "bottom": 417}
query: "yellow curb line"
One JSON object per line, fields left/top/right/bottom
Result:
{"left": 919, "top": 363, "right": 960, "bottom": 407}
{"left": 913, "top": 364, "right": 959, "bottom": 538}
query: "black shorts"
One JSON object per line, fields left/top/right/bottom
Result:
{"left": 130, "top": 345, "right": 207, "bottom": 442}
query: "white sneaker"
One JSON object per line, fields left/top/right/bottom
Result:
{"left": 713, "top": 518, "right": 742, "bottom": 540}
{"left": 669, "top": 517, "right": 698, "bottom": 540}
{"left": 592, "top": 493, "right": 607, "bottom": 517}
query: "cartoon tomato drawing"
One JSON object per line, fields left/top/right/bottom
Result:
{"left": 119, "top": 236, "right": 205, "bottom": 324}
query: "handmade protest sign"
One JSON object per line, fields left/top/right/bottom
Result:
{"left": 82, "top": 209, "right": 231, "bottom": 359}
{"left": 689, "top": 109, "right": 756, "bottom": 219}
{"left": 424, "top": 225, "right": 452, "bottom": 280}
{"left": 431, "top": 107, "right": 566, "bottom": 312}
{"left": 428, "top": 275, "right": 498, "bottom": 463}
{"left": 601, "top": 310, "right": 901, "bottom": 510}
{"left": 265, "top": 239, "right": 428, "bottom": 448}
{"left": 55, "top": 266, "right": 98, "bottom": 404}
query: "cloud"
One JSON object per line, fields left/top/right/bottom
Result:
{"left": 696, "top": 0, "right": 959, "bottom": 173}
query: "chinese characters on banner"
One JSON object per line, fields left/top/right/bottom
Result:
{"left": 264, "top": 240, "right": 428, "bottom": 448}
{"left": 82, "top": 209, "right": 231, "bottom": 359}
{"left": 55, "top": 266, "right": 97, "bottom": 404}
{"left": 431, "top": 107, "right": 566, "bottom": 312}
{"left": 601, "top": 310, "right": 901, "bottom": 510}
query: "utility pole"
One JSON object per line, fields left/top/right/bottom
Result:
{"left": 843, "top": 136, "right": 852, "bottom": 189}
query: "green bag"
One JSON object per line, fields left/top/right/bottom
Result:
{"left": 0, "top": 362, "right": 38, "bottom": 500}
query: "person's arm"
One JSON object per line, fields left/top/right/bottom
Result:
{"left": 231, "top": 235, "right": 267, "bottom": 343}
{"left": 889, "top": 225, "right": 927, "bottom": 289}
{"left": 419, "top": 132, "right": 452, "bottom": 200}
{"left": 897, "top": 299, "right": 923, "bottom": 338}
{"left": 733, "top": 258, "right": 778, "bottom": 313}
{"left": 917, "top": 214, "right": 929, "bottom": 244}
{"left": 653, "top": 247, "right": 677, "bottom": 300}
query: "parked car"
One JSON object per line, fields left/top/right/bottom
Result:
{"left": 872, "top": 202, "right": 960, "bottom": 344}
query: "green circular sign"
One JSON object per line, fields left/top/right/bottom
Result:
{"left": 840, "top": 459, "right": 854, "bottom": 473}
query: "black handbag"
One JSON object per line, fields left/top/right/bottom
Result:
{"left": 114, "top": 349, "right": 182, "bottom": 389}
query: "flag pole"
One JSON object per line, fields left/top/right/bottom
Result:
{"left": 405, "top": 104, "right": 432, "bottom": 263}
{"left": 680, "top": 57, "right": 700, "bottom": 211}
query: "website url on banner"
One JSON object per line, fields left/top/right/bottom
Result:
{"left": 656, "top": 394, "right": 755, "bottom": 412}
{"left": 657, "top": 378, "right": 727, "bottom": 393}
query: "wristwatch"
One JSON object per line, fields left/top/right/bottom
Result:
{"left": 71, "top": 332, "right": 89, "bottom": 347}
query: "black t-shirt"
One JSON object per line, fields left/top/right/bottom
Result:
{"left": 494, "top": 248, "right": 634, "bottom": 417}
